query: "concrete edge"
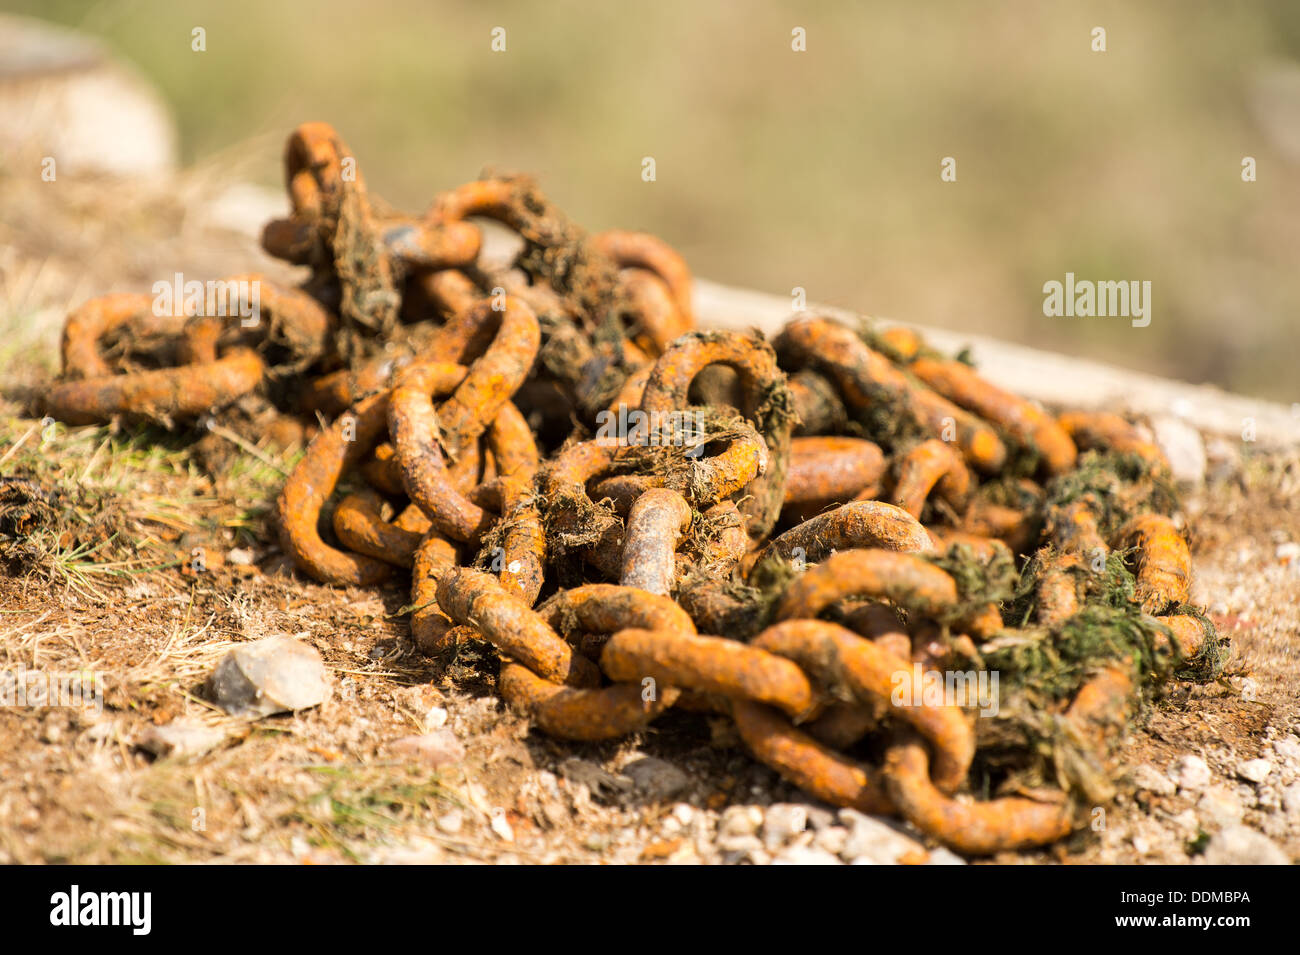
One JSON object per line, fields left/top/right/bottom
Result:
{"left": 693, "top": 278, "right": 1298, "bottom": 448}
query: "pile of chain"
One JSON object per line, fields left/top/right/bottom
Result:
{"left": 42, "top": 122, "right": 1224, "bottom": 855}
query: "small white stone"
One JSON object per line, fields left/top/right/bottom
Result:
{"left": 671, "top": 803, "right": 694, "bottom": 827}
{"left": 1132, "top": 835, "right": 1150, "bottom": 855}
{"left": 1280, "top": 782, "right": 1300, "bottom": 816}
{"left": 1276, "top": 542, "right": 1300, "bottom": 564}
{"left": 1131, "top": 764, "right": 1176, "bottom": 796}
{"left": 923, "top": 847, "right": 968, "bottom": 865}
{"left": 716, "top": 833, "right": 763, "bottom": 859}
{"left": 425, "top": 706, "right": 448, "bottom": 729}
{"left": 761, "top": 803, "right": 808, "bottom": 849}
{"left": 1171, "top": 754, "right": 1213, "bottom": 792}
{"left": 1270, "top": 736, "right": 1300, "bottom": 766}
{"left": 838, "top": 809, "right": 927, "bottom": 864}
{"left": 719, "top": 805, "right": 764, "bottom": 838}
{"left": 1237, "top": 758, "right": 1273, "bottom": 784}
{"left": 227, "top": 547, "right": 255, "bottom": 566}
{"left": 489, "top": 809, "right": 514, "bottom": 842}
{"left": 138, "top": 721, "right": 226, "bottom": 759}
{"left": 812, "top": 826, "right": 849, "bottom": 856}
{"left": 1197, "top": 787, "right": 1245, "bottom": 828}
{"left": 436, "top": 809, "right": 464, "bottom": 834}
{"left": 772, "top": 845, "right": 841, "bottom": 865}
{"left": 1150, "top": 416, "right": 1206, "bottom": 487}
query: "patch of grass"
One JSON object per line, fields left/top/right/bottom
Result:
{"left": 288, "top": 764, "right": 463, "bottom": 859}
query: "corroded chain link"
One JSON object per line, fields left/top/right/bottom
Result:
{"left": 43, "top": 123, "right": 1219, "bottom": 856}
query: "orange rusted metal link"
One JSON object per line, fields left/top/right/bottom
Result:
{"left": 883, "top": 736, "right": 1074, "bottom": 854}
{"left": 1154, "top": 614, "right": 1213, "bottom": 658}
{"left": 592, "top": 229, "right": 695, "bottom": 325}
{"left": 432, "top": 297, "right": 540, "bottom": 455}
{"left": 620, "top": 488, "right": 693, "bottom": 596}
{"left": 498, "top": 662, "right": 680, "bottom": 740}
{"left": 1047, "top": 497, "right": 1107, "bottom": 557}
{"left": 774, "top": 316, "right": 1007, "bottom": 473}
{"left": 388, "top": 362, "right": 497, "bottom": 543}
{"left": 488, "top": 400, "right": 545, "bottom": 605}
{"left": 409, "top": 530, "right": 462, "bottom": 655}
{"left": 753, "top": 619, "right": 975, "bottom": 792}
{"left": 639, "top": 330, "right": 792, "bottom": 538}
{"left": 910, "top": 357, "right": 1077, "bottom": 475}
{"left": 1113, "top": 513, "right": 1191, "bottom": 614}
{"left": 60, "top": 293, "right": 184, "bottom": 380}
{"left": 759, "top": 500, "right": 934, "bottom": 565}
{"left": 332, "top": 487, "right": 424, "bottom": 567}
{"left": 924, "top": 528, "right": 1012, "bottom": 562}
{"left": 602, "top": 627, "right": 818, "bottom": 720}
{"left": 276, "top": 390, "right": 392, "bottom": 586}
{"left": 617, "top": 268, "right": 692, "bottom": 355}
{"left": 774, "top": 548, "right": 958, "bottom": 621}
{"left": 784, "top": 436, "right": 886, "bottom": 505}
{"left": 891, "top": 438, "right": 971, "bottom": 520}
{"left": 436, "top": 567, "right": 601, "bottom": 687}
{"left": 540, "top": 583, "right": 697, "bottom": 641}
{"left": 47, "top": 348, "right": 265, "bottom": 426}
{"left": 1057, "top": 411, "right": 1167, "bottom": 467}
{"left": 787, "top": 369, "right": 847, "bottom": 436}
{"left": 731, "top": 700, "right": 895, "bottom": 815}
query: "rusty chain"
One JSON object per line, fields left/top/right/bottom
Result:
{"left": 42, "top": 122, "right": 1222, "bottom": 856}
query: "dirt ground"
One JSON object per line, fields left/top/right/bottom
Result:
{"left": 1, "top": 172, "right": 1297, "bottom": 865}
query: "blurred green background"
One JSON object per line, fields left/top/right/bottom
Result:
{"left": 7, "top": 0, "right": 1300, "bottom": 400}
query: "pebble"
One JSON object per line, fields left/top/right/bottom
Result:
{"left": 1276, "top": 542, "right": 1300, "bottom": 565}
{"left": 772, "top": 845, "right": 841, "bottom": 865}
{"left": 1270, "top": 736, "right": 1300, "bottom": 766}
{"left": 1132, "top": 764, "right": 1177, "bottom": 796}
{"left": 388, "top": 729, "right": 465, "bottom": 768}
{"left": 138, "top": 720, "right": 227, "bottom": 759}
{"left": 716, "top": 833, "right": 764, "bottom": 861}
{"left": 558, "top": 758, "right": 631, "bottom": 801}
{"left": 489, "top": 809, "right": 514, "bottom": 842}
{"left": 424, "top": 706, "right": 448, "bottom": 729}
{"left": 1196, "top": 786, "right": 1245, "bottom": 828}
{"left": 838, "top": 809, "right": 927, "bottom": 864}
{"left": 623, "top": 756, "right": 690, "bottom": 801}
{"left": 812, "top": 826, "right": 849, "bottom": 856}
{"left": 227, "top": 547, "right": 255, "bottom": 566}
{"left": 1150, "top": 416, "right": 1206, "bottom": 487}
{"left": 923, "top": 847, "right": 968, "bottom": 865}
{"left": 436, "top": 809, "right": 464, "bottom": 835}
{"left": 1236, "top": 758, "right": 1273, "bottom": 784}
{"left": 1281, "top": 782, "right": 1300, "bottom": 816}
{"left": 804, "top": 805, "right": 837, "bottom": 831}
{"left": 670, "top": 803, "right": 694, "bottom": 827}
{"left": 1201, "top": 825, "right": 1290, "bottom": 865}
{"left": 206, "top": 636, "right": 331, "bottom": 717}
{"left": 719, "top": 805, "right": 764, "bottom": 838}
{"left": 1171, "top": 754, "right": 1212, "bottom": 792}
{"left": 761, "top": 803, "right": 808, "bottom": 849}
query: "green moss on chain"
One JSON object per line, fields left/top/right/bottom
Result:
{"left": 1044, "top": 450, "right": 1179, "bottom": 537}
